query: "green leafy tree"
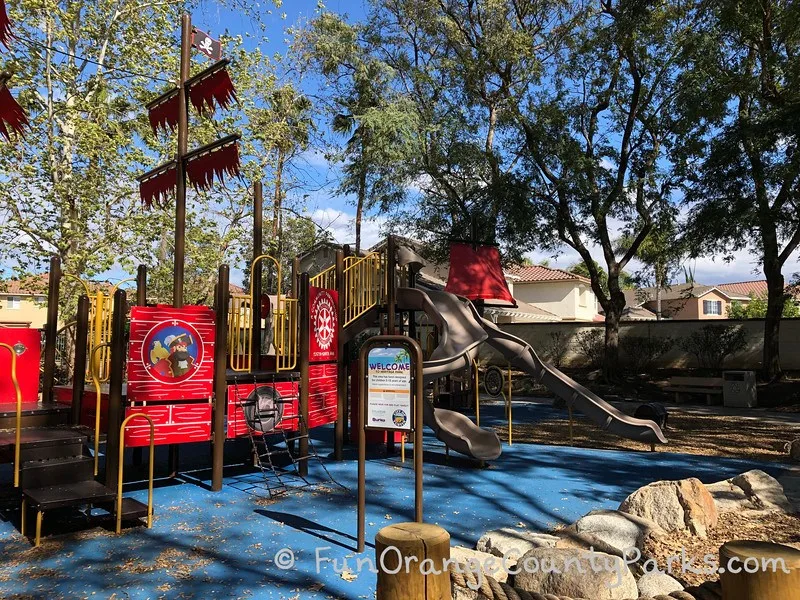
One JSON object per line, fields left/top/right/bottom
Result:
{"left": 569, "top": 261, "right": 635, "bottom": 297}
{"left": 680, "top": 0, "right": 800, "bottom": 380}
{"left": 729, "top": 295, "right": 800, "bottom": 319}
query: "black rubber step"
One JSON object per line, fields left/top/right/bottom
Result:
{"left": 0, "top": 427, "right": 89, "bottom": 464}
{"left": 21, "top": 455, "right": 94, "bottom": 489}
{"left": 23, "top": 480, "right": 117, "bottom": 511}
{"left": 96, "top": 497, "right": 150, "bottom": 520}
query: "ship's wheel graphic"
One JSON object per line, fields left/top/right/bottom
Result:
{"left": 312, "top": 293, "right": 336, "bottom": 350}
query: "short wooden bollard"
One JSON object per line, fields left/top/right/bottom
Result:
{"left": 720, "top": 540, "right": 800, "bottom": 600}
{"left": 375, "top": 522, "right": 451, "bottom": 600}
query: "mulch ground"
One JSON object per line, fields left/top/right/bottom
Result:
{"left": 494, "top": 407, "right": 799, "bottom": 461}
{"left": 643, "top": 510, "right": 800, "bottom": 587}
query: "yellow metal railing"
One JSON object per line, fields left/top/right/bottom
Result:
{"left": 342, "top": 252, "right": 385, "bottom": 326}
{"left": 309, "top": 264, "right": 336, "bottom": 290}
{"left": 227, "top": 254, "right": 298, "bottom": 372}
{"left": 90, "top": 343, "right": 111, "bottom": 476}
{"left": 63, "top": 274, "right": 133, "bottom": 383}
{"left": 117, "top": 413, "right": 155, "bottom": 534}
{"left": 0, "top": 343, "right": 23, "bottom": 488}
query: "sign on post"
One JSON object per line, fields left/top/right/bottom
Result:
{"left": 366, "top": 347, "right": 412, "bottom": 431}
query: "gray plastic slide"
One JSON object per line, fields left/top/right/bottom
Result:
{"left": 397, "top": 287, "right": 667, "bottom": 451}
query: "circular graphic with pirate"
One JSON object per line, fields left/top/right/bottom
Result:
{"left": 311, "top": 290, "right": 336, "bottom": 352}
{"left": 141, "top": 320, "right": 204, "bottom": 384}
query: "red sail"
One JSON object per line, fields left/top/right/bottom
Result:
{"left": 0, "top": 85, "right": 28, "bottom": 141}
{"left": 188, "top": 68, "right": 236, "bottom": 115}
{"left": 185, "top": 142, "right": 240, "bottom": 190}
{"left": 445, "top": 242, "right": 515, "bottom": 306}
{"left": 147, "top": 92, "right": 179, "bottom": 134}
{"left": 139, "top": 165, "right": 177, "bottom": 207}
{"left": 0, "top": 0, "right": 11, "bottom": 48}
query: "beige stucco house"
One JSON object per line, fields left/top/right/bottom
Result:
{"left": 504, "top": 265, "right": 600, "bottom": 322}
{"left": 623, "top": 283, "right": 749, "bottom": 320}
{"left": 0, "top": 274, "right": 49, "bottom": 328}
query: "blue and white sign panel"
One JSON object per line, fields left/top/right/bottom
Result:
{"left": 366, "top": 347, "right": 412, "bottom": 431}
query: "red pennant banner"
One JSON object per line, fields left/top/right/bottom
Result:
{"left": 139, "top": 164, "right": 177, "bottom": 208}
{"left": 188, "top": 68, "right": 236, "bottom": 116}
{"left": 147, "top": 92, "right": 179, "bottom": 135}
{"left": 185, "top": 142, "right": 240, "bottom": 191}
{"left": 0, "top": 0, "right": 11, "bottom": 49}
{"left": 0, "top": 85, "right": 28, "bottom": 141}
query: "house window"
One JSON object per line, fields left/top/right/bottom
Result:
{"left": 579, "top": 288, "right": 587, "bottom": 307}
{"left": 703, "top": 300, "right": 722, "bottom": 315}
{"left": 6, "top": 296, "right": 21, "bottom": 310}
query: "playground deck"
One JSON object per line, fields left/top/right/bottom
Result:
{"left": 1, "top": 403, "right": 791, "bottom": 600}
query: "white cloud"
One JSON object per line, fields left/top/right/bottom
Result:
{"left": 310, "top": 208, "right": 387, "bottom": 249}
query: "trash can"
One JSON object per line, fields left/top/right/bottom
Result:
{"left": 723, "top": 371, "right": 757, "bottom": 408}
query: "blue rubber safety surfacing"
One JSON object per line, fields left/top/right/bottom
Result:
{"left": 0, "top": 403, "right": 791, "bottom": 600}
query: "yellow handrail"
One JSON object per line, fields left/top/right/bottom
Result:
{"left": 90, "top": 342, "right": 111, "bottom": 476}
{"left": 342, "top": 252, "right": 385, "bottom": 326}
{"left": 0, "top": 343, "right": 23, "bottom": 488}
{"left": 117, "top": 413, "right": 155, "bottom": 534}
{"left": 309, "top": 264, "right": 336, "bottom": 290}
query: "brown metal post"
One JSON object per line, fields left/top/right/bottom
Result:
{"left": 385, "top": 237, "right": 397, "bottom": 455}
{"left": 136, "top": 265, "right": 147, "bottom": 307}
{"left": 251, "top": 182, "right": 263, "bottom": 371}
{"left": 358, "top": 335, "right": 424, "bottom": 552}
{"left": 334, "top": 249, "right": 345, "bottom": 460}
{"left": 173, "top": 13, "right": 192, "bottom": 308}
{"left": 342, "top": 245, "right": 351, "bottom": 441}
{"left": 104, "top": 289, "right": 127, "bottom": 489}
{"left": 298, "top": 272, "right": 310, "bottom": 477}
{"left": 291, "top": 257, "right": 300, "bottom": 298}
{"left": 71, "top": 295, "right": 90, "bottom": 425}
{"left": 42, "top": 255, "right": 61, "bottom": 403}
{"left": 212, "top": 265, "right": 230, "bottom": 491}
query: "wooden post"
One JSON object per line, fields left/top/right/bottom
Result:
{"left": 386, "top": 236, "right": 396, "bottom": 455}
{"left": 298, "top": 272, "right": 310, "bottom": 477}
{"left": 334, "top": 248, "right": 345, "bottom": 461}
{"left": 173, "top": 12, "right": 191, "bottom": 308}
{"left": 212, "top": 265, "right": 230, "bottom": 491}
{"left": 720, "top": 540, "right": 800, "bottom": 600}
{"left": 71, "top": 296, "right": 90, "bottom": 425}
{"left": 42, "top": 255, "right": 61, "bottom": 404}
{"left": 104, "top": 289, "right": 126, "bottom": 489}
{"left": 251, "top": 182, "right": 263, "bottom": 371}
{"left": 342, "top": 244, "right": 351, "bottom": 442}
{"left": 133, "top": 266, "right": 147, "bottom": 467}
{"left": 375, "top": 523, "right": 451, "bottom": 600}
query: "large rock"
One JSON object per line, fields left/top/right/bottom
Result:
{"left": 563, "top": 510, "right": 665, "bottom": 556}
{"left": 449, "top": 546, "right": 508, "bottom": 583}
{"left": 706, "top": 479, "right": 760, "bottom": 512}
{"left": 476, "top": 528, "right": 559, "bottom": 564}
{"left": 514, "top": 547, "right": 637, "bottom": 599}
{"left": 637, "top": 571, "right": 684, "bottom": 597}
{"left": 619, "top": 477, "right": 718, "bottom": 537}
{"left": 730, "top": 469, "right": 793, "bottom": 513}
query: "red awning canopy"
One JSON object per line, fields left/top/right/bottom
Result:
{"left": 444, "top": 242, "right": 515, "bottom": 306}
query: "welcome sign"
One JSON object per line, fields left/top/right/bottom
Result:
{"left": 365, "top": 346, "right": 412, "bottom": 431}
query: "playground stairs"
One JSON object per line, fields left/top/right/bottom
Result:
{"left": 0, "top": 401, "right": 71, "bottom": 429}
{"left": 0, "top": 427, "right": 149, "bottom": 545}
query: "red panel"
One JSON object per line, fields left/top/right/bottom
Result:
{"left": 308, "top": 363, "right": 338, "bottom": 428}
{"left": 127, "top": 305, "right": 216, "bottom": 402}
{"left": 0, "top": 328, "right": 41, "bottom": 403}
{"left": 309, "top": 287, "right": 338, "bottom": 363}
{"left": 444, "top": 242, "right": 515, "bottom": 305}
{"left": 226, "top": 381, "right": 299, "bottom": 438}
{"left": 124, "top": 402, "right": 212, "bottom": 447}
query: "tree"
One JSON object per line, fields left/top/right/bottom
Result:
{"left": 569, "top": 260, "right": 635, "bottom": 297}
{"left": 681, "top": 0, "right": 800, "bottom": 380}
{"left": 729, "top": 295, "right": 800, "bottom": 319}
{"left": 295, "top": 13, "right": 417, "bottom": 253}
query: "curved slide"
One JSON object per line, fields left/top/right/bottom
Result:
{"left": 397, "top": 288, "right": 667, "bottom": 459}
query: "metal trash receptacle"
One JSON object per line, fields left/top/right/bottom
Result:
{"left": 723, "top": 371, "right": 757, "bottom": 408}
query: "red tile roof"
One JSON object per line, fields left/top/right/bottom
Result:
{"left": 506, "top": 265, "right": 590, "bottom": 284}
{"left": 0, "top": 274, "right": 49, "bottom": 295}
{"left": 716, "top": 280, "right": 768, "bottom": 299}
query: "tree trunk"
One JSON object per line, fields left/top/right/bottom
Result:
{"left": 355, "top": 167, "right": 366, "bottom": 254}
{"left": 762, "top": 265, "right": 785, "bottom": 381}
{"left": 604, "top": 307, "right": 621, "bottom": 381}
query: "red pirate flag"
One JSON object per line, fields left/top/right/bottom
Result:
{"left": 185, "top": 136, "right": 240, "bottom": 191}
{"left": 0, "top": 0, "right": 11, "bottom": 49}
{"left": 138, "top": 162, "right": 177, "bottom": 207}
{"left": 146, "top": 89, "right": 180, "bottom": 135}
{"left": 188, "top": 67, "right": 236, "bottom": 115}
{"left": 0, "top": 80, "right": 28, "bottom": 141}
